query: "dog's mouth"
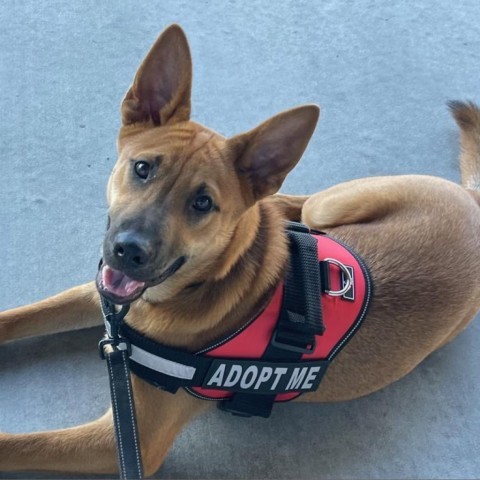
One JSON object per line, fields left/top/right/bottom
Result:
{"left": 96, "top": 256, "right": 186, "bottom": 305}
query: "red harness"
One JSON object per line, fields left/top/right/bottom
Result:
{"left": 117, "top": 227, "right": 372, "bottom": 418}
{"left": 188, "top": 233, "right": 371, "bottom": 402}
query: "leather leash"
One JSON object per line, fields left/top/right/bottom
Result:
{"left": 99, "top": 296, "right": 144, "bottom": 480}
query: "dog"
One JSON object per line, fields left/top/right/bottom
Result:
{"left": 1, "top": 23, "right": 480, "bottom": 477}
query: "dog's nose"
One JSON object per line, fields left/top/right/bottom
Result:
{"left": 112, "top": 231, "right": 151, "bottom": 269}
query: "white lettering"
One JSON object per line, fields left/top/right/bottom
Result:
{"left": 224, "top": 365, "right": 242, "bottom": 387}
{"left": 302, "top": 366, "right": 321, "bottom": 389}
{"left": 207, "top": 363, "right": 322, "bottom": 392}
{"left": 271, "top": 367, "right": 288, "bottom": 390}
{"left": 207, "top": 364, "right": 226, "bottom": 386}
{"left": 240, "top": 366, "right": 258, "bottom": 389}
{"left": 254, "top": 367, "right": 273, "bottom": 390}
{"left": 286, "top": 367, "right": 308, "bottom": 390}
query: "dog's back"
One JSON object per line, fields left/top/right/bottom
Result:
{"left": 298, "top": 103, "right": 480, "bottom": 402}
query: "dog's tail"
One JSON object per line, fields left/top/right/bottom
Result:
{"left": 448, "top": 100, "right": 480, "bottom": 195}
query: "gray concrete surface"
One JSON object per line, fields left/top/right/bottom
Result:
{"left": 1, "top": 1, "right": 480, "bottom": 478}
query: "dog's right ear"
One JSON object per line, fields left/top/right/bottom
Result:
{"left": 121, "top": 24, "right": 192, "bottom": 127}
{"left": 228, "top": 105, "right": 320, "bottom": 201}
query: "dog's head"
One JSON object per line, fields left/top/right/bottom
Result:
{"left": 97, "top": 25, "right": 319, "bottom": 305}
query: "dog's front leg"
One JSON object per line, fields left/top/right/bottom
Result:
{"left": 0, "top": 282, "right": 101, "bottom": 343}
{"left": 128, "top": 378, "right": 213, "bottom": 477}
{"left": 0, "top": 409, "right": 118, "bottom": 475}
{"left": 0, "top": 379, "right": 211, "bottom": 477}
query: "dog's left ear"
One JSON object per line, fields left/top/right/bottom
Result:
{"left": 121, "top": 24, "right": 192, "bottom": 126}
{"left": 228, "top": 105, "right": 320, "bottom": 200}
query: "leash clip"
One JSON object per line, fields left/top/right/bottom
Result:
{"left": 99, "top": 293, "right": 131, "bottom": 359}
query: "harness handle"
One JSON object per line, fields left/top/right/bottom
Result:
{"left": 278, "top": 221, "right": 325, "bottom": 338}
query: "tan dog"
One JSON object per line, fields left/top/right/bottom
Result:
{"left": 1, "top": 24, "right": 480, "bottom": 477}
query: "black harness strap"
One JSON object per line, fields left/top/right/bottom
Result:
{"left": 99, "top": 298, "right": 144, "bottom": 480}
{"left": 219, "top": 222, "right": 324, "bottom": 418}
{"left": 120, "top": 322, "right": 214, "bottom": 394}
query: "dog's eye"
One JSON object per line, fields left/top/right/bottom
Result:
{"left": 193, "top": 195, "right": 213, "bottom": 212}
{"left": 134, "top": 161, "right": 150, "bottom": 180}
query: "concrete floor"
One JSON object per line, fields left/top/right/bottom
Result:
{"left": 1, "top": 1, "right": 480, "bottom": 478}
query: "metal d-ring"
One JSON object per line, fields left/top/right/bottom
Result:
{"left": 323, "top": 258, "right": 353, "bottom": 297}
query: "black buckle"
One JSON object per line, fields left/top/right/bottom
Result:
{"left": 218, "top": 401, "right": 252, "bottom": 418}
{"left": 218, "top": 394, "right": 273, "bottom": 418}
{"left": 270, "top": 329, "right": 316, "bottom": 354}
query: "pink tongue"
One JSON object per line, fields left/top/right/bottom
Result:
{"left": 102, "top": 265, "right": 145, "bottom": 298}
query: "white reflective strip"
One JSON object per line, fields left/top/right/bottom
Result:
{"left": 130, "top": 345, "right": 196, "bottom": 380}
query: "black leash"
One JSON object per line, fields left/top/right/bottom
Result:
{"left": 99, "top": 296, "right": 144, "bottom": 480}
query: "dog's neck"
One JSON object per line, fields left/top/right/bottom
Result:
{"left": 126, "top": 201, "right": 289, "bottom": 351}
